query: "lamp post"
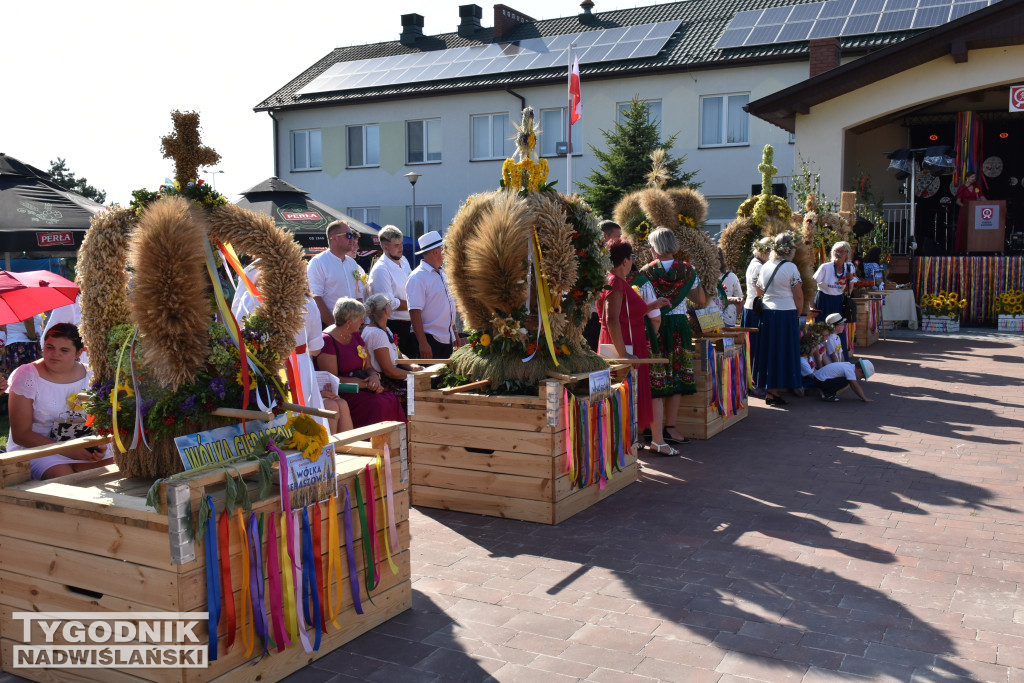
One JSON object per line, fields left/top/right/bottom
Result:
{"left": 204, "top": 169, "right": 225, "bottom": 191}
{"left": 404, "top": 171, "right": 421, "bottom": 240}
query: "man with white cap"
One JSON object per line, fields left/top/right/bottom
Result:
{"left": 406, "top": 231, "right": 458, "bottom": 359}
{"left": 812, "top": 357, "right": 874, "bottom": 402}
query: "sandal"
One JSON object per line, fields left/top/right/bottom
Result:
{"left": 647, "top": 442, "right": 680, "bottom": 456}
{"left": 665, "top": 431, "right": 691, "bottom": 445}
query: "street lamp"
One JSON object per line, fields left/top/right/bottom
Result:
{"left": 204, "top": 169, "right": 225, "bottom": 191}
{"left": 404, "top": 171, "right": 421, "bottom": 240}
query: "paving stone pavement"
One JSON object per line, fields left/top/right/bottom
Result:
{"left": 3, "top": 329, "right": 1021, "bottom": 683}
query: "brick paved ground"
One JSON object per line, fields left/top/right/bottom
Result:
{"left": 2, "top": 329, "right": 1021, "bottom": 682}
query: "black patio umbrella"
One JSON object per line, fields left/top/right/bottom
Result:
{"left": 0, "top": 153, "right": 104, "bottom": 254}
{"left": 235, "top": 177, "right": 378, "bottom": 256}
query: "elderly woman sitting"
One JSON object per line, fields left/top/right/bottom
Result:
{"left": 362, "top": 294, "right": 422, "bottom": 404}
{"left": 314, "top": 297, "right": 405, "bottom": 427}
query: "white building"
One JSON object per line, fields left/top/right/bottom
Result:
{"left": 256, "top": 0, "right": 966, "bottom": 241}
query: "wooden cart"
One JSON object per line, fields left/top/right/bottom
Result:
{"left": 0, "top": 422, "right": 409, "bottom": 683}
{"left": 407, "top": 367, "right": 638, "bottom": 525}
{"left": 675, "top": 331, "right": 750, "bottom": 440}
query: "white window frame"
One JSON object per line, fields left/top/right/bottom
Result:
{"left": 539, "top": 107, "right": 582, "bottom": 158}
{"left": 699, "top": 93, "right": 750, "bottom": 148}
{"left": 406, "top": 119, "right": 442, "bottom": 165}
{"left": 291, "top": 129, "right": 322, "bottom": 171}
{"left": 616, "top": 99, "right": 662, "bottom": 130}
{"left": 470, "top": 113, "right": 513, "bottom": 161}
{"left": 347, "top": 207, "right": 381, "bottom": 226}
{"left": 406, "top": 204, "right": 443, "bottom": 240}
{"left": 346, "top": 124, "right": 380, "bottom": 168}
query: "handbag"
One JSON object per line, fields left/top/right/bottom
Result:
{"left": 842, "top": 294, "right": 858, "bottom": 323}
{"left": 752, "top": 262, "right": 782, "bottom": 315}
{"left": 599, "top": 283, "right": 634, "bottom": 358}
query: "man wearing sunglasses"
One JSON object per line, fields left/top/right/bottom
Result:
{"left": 308, "top": 220, "right": 368, "bottom": 327}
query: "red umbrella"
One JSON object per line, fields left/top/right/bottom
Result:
{"left": 0, "top": 270, "right": 79, "bottom": 326}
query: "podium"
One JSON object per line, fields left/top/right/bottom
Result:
{"left": 967, "top": 200, "right": 1005, "bottom": 252}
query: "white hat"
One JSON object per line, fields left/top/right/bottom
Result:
{"left": 415, "top": 230, "right": 444, "bottom": 254}
{"left": 825, "top": 313, "right": 846, "bottom": 326}
{"left": 857, "top": 358, "right": 875, "bottom": 380}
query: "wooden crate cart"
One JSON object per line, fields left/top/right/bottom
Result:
{"left": 0, "top": 422, "right": 410, "bottom": 683}
{"left": 675, "top": 331, "right": 750, "bottom": 440}
{"left": 407, "top": 367, "right": 638, "bottom": 525}
{"left": 853, "top": 294, "right": 884, "bottom": 349}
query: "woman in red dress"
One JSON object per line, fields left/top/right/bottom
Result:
{"left": 955, "top": 171, "right": 985, "bottom": 252}
{"left": 597, "top": 239, "right": 654, "bottom": 450}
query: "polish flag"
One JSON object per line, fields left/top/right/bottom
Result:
{"left": 569, "top": 56, "right": 582, "bottom": 124}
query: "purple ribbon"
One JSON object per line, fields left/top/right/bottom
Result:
{"left": 342, "top": 485, "right": 363, "bottom": 615}
{"left": 246, "top": 512, "right": 269, "bottom": 656}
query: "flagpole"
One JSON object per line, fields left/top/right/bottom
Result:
{"left": 567, "top": 44, "right": 574, "bottom": 195}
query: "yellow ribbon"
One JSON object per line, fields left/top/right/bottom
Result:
{"left": 110, "top": 327, "right": 136, "bottom": 454}
{"left": 531, "top": 227, "right": 559, "bottom": 366}
{"left": 237, "top": 510, "right": 254, "bottom": 658}
{"left": 375, "top": 454, "right": 400, "bottom": 575}
{"left": 279, "top": 512, "right": 298, "bottom": 644}
{"left": 603, "top": 400, "right": 612, "bottom": 481}
{"left": 327, "top": 494, "right": 343, "bottom": 628}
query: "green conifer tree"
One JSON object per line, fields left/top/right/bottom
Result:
{"left": 579, "top": 96, "right": 699, "bottom": 218}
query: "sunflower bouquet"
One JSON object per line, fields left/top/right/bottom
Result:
{"left": 920, "top": 291, "right": 968, "bottom": 319}
{"left": 995, "top": 290, "right": 1024, "bottom": 316}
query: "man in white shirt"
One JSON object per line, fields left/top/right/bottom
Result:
{"left": 406, "top": 231, "right": 458, "bottom": 359}
{"left": 307, "top": 220, "right": 367, "bottom": 326}
{"left": 813, "top": 358, "right": 874, "bottom": 402}
{"left": 367, "top": 225, "right": 414, "bottom": 355}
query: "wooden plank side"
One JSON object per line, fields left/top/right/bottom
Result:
{"left": 0, "top": 570, "right": 152, "bottom": 614}
{"left": 410, "top": 443, "right": 555, "bottom": 479}
{"left": 0, "top": 536, "right": 180, "bottom": 611}
{"left": 553, "top": 462, "right": 638, "bottom": 524}
{"left": 0, "top": 503, "right": 175, "bottom": 570}
{"left": 411, "top": 485, "right": 553, "bottom": 525}
{"left": 197, "top": 581, "right": 411, "bottom": 683}
{"left": 553, "top": 453, "right": 637, "bottom": 502}
{"left": 410, "top": 463, "right": 552, "bottom": 502}
{"left": 415, "top": 390, "right": 547, "bottom": 408}
{"left": 409, "top": 422, "right": 559, "bottom": 456}
{"left": 411, "top": 401, "right": 558, "bottom": 432}
{"left": 0, "top": 483, "right": 165, "bottom": 527}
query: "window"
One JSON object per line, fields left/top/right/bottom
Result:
{"left": 292, "top": 129, "right": 322, "bottom": 171}
{"left": 789, "top": 131, "right": 796, "bottom": 145}
{"left": 616, "top": 100, "right": 662, "bottom": 129}
{"left": 347, "top": 125, "right": 379, "bottom": 168}
{"left": 406, "top": 205, "right": 442, "bottom": 240}
{"left": 471, "top": 113, "right": 513, "bottom": 160}
{"left": 407, "top": 119, "right": 442, "bottom": 164}
{"left": 540, "top": 108, "right": 582, "bottom": 157}
{"left": 700, "top": 93, "right": 750, "bottom": 147}
{"left": 347, "top": 207, "right": 381, "bottom": 226}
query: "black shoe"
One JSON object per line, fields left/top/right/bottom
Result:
{"left": 765, "top": 393, "right": 788, "bottom": 406}
{"left": 665, "top": 433, "right": 691, "bottom": 445}
{"left": 820, "top": 393, "right": 839, "bottom": 402}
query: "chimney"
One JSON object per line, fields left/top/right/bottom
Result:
{"left": 400, "top": 13, "right": 424, "bottom": 46}
{"left": 580, "top": 0, "right": 595, "bottom": 14}
{"left": 493, "top": 4, "right": 535, "bottom": 41}
{"left": 809, "top": 37, "right": 841, "bottom": 77}
{"left": 459, "top": 4, "right": 483, "bottom": 37}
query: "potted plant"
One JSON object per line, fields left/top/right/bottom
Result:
{"left": 996, "top": 290, "right": 1024, "bottom": 332}
{"left": 919, "top": 291, "right": 965, "bottom": 333}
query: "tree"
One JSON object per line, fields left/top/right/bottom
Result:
{"left": 578, "top": 96, "right": 699, "bottom": 218}
{"left": 47, "top": 158, "right": 107, "bottom": 204}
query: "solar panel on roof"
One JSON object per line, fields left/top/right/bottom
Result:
{"left": 715, "top": 0, "right": 995, "bottom": 50}
{"left": 300, "top": 19, "right": 684, "bottom": 97}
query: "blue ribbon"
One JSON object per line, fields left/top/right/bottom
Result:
{"left": 342, "top": 485, "right": 364, "bottom": 615}
{"left": 247, "top": 513, "right": 270, "bottom": 656}
{"left": 301, "top": 508, "right": 322, "bottom": 651}
{"left": 204, "top": 495, "right": 221, "bottom": 662}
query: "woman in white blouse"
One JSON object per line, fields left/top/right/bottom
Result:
{"left": 361, "top": 294, "right": 422, "bottom": 404}
{"left": 754, "top": 232, "right": 804, "bottom": 406}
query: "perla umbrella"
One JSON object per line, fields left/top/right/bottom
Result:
{"left": 0, "top": 153, "right": 103, "bottom": 253}
{"left": 0, "top": 270, "right": 79, "bottom": 325}
{"left": 235, "top": 177, "right": 377, "bottom": 255}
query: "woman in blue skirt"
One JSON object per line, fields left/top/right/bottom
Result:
{"left": 741, "top": 237, "right": 771, "bottom": 395}
{"left": 812, "top": 241, "right": 855, "bottom": 361}
{"left": 755, "top": 233, "right": 804, "bottom": 406}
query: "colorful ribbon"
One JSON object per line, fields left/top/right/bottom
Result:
{"left": 364, "top": 465, "right": 381, "bottom": 586}
{"left": 266, "top": 512, "right": 289, "bottom": 652}
{"left": 217, "top": 511, "right": 235, "bottom": 653}
{"left": 203, "top": 496, "right": 221, "bottom": 662}
{"left": 376, "top": 446, "right": 400, "bottom": 575}
{"left": 237, "top": 511, "right": 253, "bottom": 658}
{"left": 300, "top": 508, "right": 323, "bottom": 651}
{"left": 342, "top": 485, "right": 364, "bottom": 614}
{"left": 290, "top": 510, "right": 313, "bottom": 653}
{"left": 352, "top": 477, "right": 378, "bottom": 595}
{"left": 311, "top": 502, "right": 328, "bottom": 634}
{"left": 327, "top": 495, "right": 343, "bottom": 627}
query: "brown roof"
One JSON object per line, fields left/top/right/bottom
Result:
{"left": 746, "top": 0, "right": 1024, "bottom": 133}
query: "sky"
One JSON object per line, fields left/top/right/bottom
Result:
{"left": 3, "top": 0, "right": 662, "bottom": 207}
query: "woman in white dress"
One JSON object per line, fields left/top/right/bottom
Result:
{"left": 361, "top": 294, "right": 422, "bottom": 405}
{"left": 7, "top": 324, "right": 112, "bottom": 479}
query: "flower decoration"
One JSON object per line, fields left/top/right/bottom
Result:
{"left": 284, "top": 414, "right": 330, "bottom": 462}
{"left": 356, "top": 345, "right": 369, "bottom": 360}
{"left": 996, "top": 290, "right": 1024, "bottom": 315}
{"left": 921, "top": 291, "right": 967, "bottom": 319}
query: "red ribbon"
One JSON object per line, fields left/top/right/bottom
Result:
{"left": 217, "top": 511, "right": 236, "bottom": 652}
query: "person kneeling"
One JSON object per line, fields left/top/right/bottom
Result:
{"left": 813, "top": 358, "right": 874, "bottom": 403}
